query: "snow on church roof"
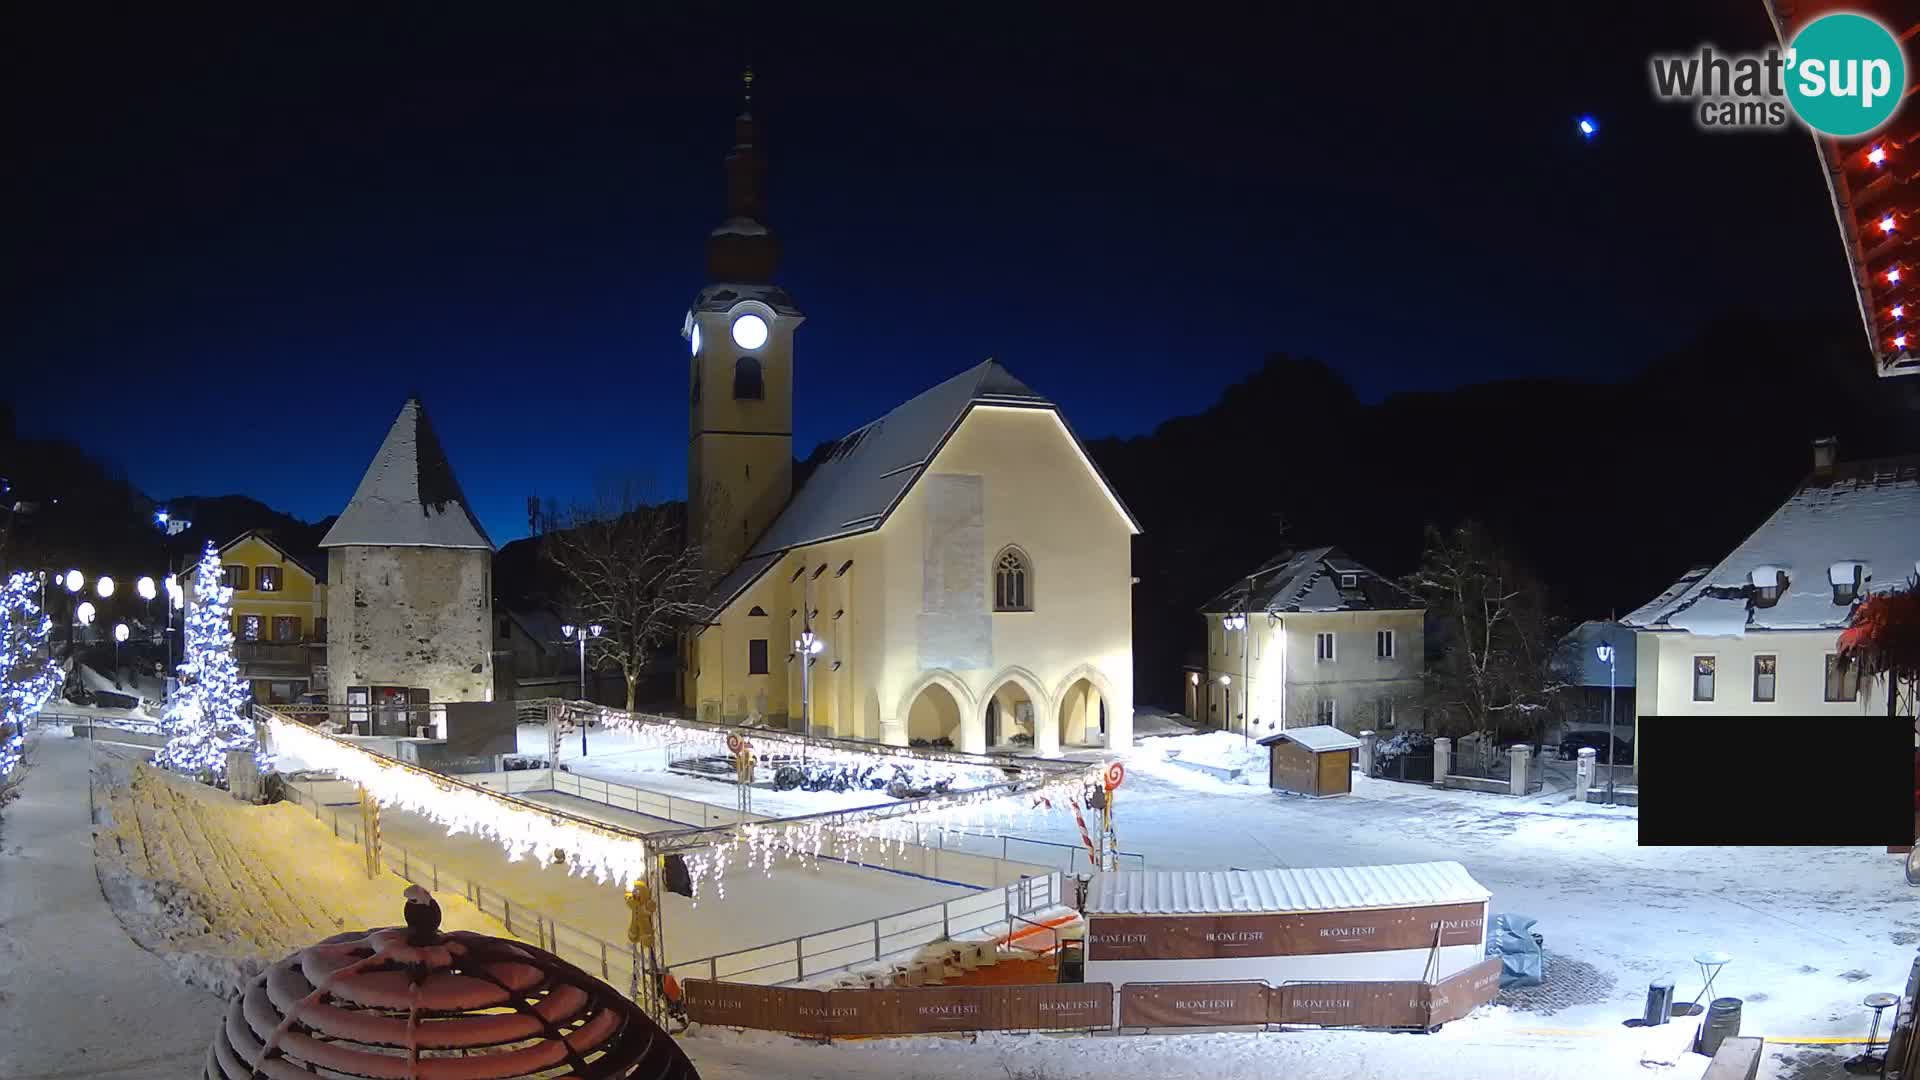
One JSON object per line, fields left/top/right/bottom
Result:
{"left": 1086, "top": 861, "right": 1490, "bottom": 916}
{"left": 319, "top": 398, "right": 494, "bottom": 550}
{"left": 1623, "top": 455, "right": 1920, "bottom": 635}
{"left": 703, "top": 359, "right": 1141, "bottom": 612}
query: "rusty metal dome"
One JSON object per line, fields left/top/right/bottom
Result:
{"left": 206, "top": 889, "right": 698, "bottom": 1079}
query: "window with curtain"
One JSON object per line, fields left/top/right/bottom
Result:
{"left": 1693, "top": 656, "right": 1716, "bottom": 701}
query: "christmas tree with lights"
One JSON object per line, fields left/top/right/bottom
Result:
{"left": 158, "top": 542, "right": 255, "bottom": 779}
{"left": 1, "top": 571, "right": 62, "bottom": 788}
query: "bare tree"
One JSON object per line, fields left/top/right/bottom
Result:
{"left": 533, "top": 481, "right": 714, "bottom": 712}
{"left": 1405, "top": 521, "right": 1570, "bottom": 743}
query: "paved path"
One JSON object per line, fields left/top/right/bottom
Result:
{"left": 0, "top": 731, "right": 223, "bottom": 1078}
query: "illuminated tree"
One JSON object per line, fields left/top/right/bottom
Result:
{"left": 158, "top": 542, "right": 254, "bottom": 778}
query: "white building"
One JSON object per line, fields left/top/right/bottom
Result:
{"left": 1623, "top": 440, "right": 1920, "bottom": 759}
{"left": 1193, "top": 547, "right": 1424, "bottom": 738}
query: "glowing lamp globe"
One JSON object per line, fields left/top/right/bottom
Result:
{"left": 97, "top": 576, "right": 115, "bottom": 598}
{"left": 114, "top": 623, "right": 129, "bottom": 643}
{"left": 137, "top": 576, "right": 157, "bottom": 600}
{"left": 730, "top": 313, "right": 769, "bottom": 350}
{"left": 64, "top": 570, "right": 83, "bottom": 593}
{"left": 205, "top": 888, "right": 700, "bottom": 1080}
{"left": 77, "top": 601, "right": 96, "bottom": 625}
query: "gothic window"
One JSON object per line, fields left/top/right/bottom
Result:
{"left": 993, "top": 546, "right": 1033, "bottom": 612}
{"left": 733, "top": 356, "right": 763, "bottom": 400}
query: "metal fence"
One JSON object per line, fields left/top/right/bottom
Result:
{"left": 278, "top": 781, "right": 642, "bottom": 994}
{"left": 664, "top": 871, "right": 1062, "bottom": 986}
{"left": 1446, "top": 743, "right": 1546, "bottom": 794}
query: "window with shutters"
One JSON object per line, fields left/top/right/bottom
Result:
{"left": 256, "top": 566, "right": 281, "bottom": 592}
{"left": 223, "top": 564, "right": 249, "bottom": 591}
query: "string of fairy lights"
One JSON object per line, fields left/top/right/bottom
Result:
{"left": 264, "top": 705, "right": 1102, "bottom": 902}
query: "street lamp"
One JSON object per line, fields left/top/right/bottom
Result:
{"left": 1595, "top": 641, "right": 1618, "bottom": 806}
{"left": 137, "top": 576, "right": 156, "bottom": 639}
{"left": 63, "top": 570, "right": 83, "bottom": 646}
{"left": 76, "top": 600, "right": 96, "bottom": 627}
{"left": 113, "top": 623, "right": 129, "bottom": 688}
{"left": 96, "top": 575, "right": 114, "bottom": 599}
{"left": 560, "top": 623, "right": 602, "bottom": 757}
{"left": 795, "top": 629, "right": 825, "bottom": 738}
{"left": 1224, "top": 612, "right": 1250, "bottom": 742}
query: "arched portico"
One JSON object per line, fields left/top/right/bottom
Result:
{"left": 981, "top": 667, "right": 1052, "bottom": 755}
{"left": 894, "top": 669, "right": 980, "bottom": 752}
{"left": 1052, "top": 663, "right": 1121, "bottom": 749}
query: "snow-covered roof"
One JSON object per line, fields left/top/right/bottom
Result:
{"left": 694, "top": 282, "right": 802, "bottom": 317}
{"left": 216, "top": 529, "right": 326, "bottom": 584}
{"left": 1555, "top": 620, "right": 1635, "bottom": 688}
{"left": 703, "top": 360, "right": 1141, "bottom": 613}
{"left": 1201, "top": 547, "right": 1417, "bottom": 615}
{"left": 319, "top": 398, "right": 493, "bottom": 551}
{"left": 1622, "top": 455, "right": 1920, "bottom": 636}
{"left": 1256, "top": 723, "right": 1361, "bottom": 752}
{"left": 1086, "top": 861, "right": 1490, "bottom": 916}
{"left": 710, "top": 216, "right": 769, "bottom": 238}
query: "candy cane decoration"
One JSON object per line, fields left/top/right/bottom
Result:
{"left": 1070, "top": 796, "right": 1099, "bottom": 864}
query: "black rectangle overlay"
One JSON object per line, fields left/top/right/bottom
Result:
{"left": 1638, "top": 715, "right": 1911, "bottom": 846}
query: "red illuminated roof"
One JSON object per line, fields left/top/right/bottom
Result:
{"left": 1764, "top": 1, "right": 1920, "bottom": 376}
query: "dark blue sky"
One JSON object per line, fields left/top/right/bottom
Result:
{"left": 5, "top": 2, "right": 1860, "bottom": 543}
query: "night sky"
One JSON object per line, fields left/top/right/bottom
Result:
{"left": 5, "top": 2, "right": 1862, "bottom": 543}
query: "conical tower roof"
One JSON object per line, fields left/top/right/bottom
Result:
{"left": 319, "top": 398, "right": 493, "bottom": 550}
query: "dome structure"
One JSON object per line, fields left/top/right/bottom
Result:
{"left": 207, "top": 887, "right": 697, "bottom": 1079}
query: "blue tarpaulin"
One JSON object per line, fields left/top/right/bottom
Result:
{"left": 1486, "top": 913, "right": 1543, "bottom": 988}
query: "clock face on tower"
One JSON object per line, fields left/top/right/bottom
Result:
{"left": 689, "top": 322, "right": 702, "bottom": 356}
{"left": 731, "top": 313, "right": 769, "bottom": 351}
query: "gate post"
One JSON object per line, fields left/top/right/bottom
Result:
{"left": 1357, "top": 730, "right": 1376, "bottom": 776}
{"left": 1575, "top": 747, "right": 1597, "bottom": 803}
{"left": 1508, "top": 744, "right": 1530, "bottom": 796}
{"left": 1433, "top": 738, "right": 1452, "bottom": 788}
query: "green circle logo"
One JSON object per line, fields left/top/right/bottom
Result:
{"left": 1787, "top": 13, "right": 1907, "bottom": 137}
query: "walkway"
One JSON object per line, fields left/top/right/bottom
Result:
{"left": 0, "top": 731, "right": 224, "bottom": 1078}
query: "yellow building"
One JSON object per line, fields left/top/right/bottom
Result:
{"left": 182, "top": 529, "right": 328, "bottom": 704}
{"left": 680, "top": 84, "right": 1140, "bottom": 755}
{"left": 1195, "top": 547, "right": 1424, "bottom": 739}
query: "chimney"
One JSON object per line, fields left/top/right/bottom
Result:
{"left": 1812, "top": 436, "right": 1839, "bottom": 478}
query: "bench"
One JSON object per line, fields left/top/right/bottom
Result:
{"left": 1701, "top": 1036, "right": 1763, "bottom": 1080}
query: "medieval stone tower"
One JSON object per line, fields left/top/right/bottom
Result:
{"left": 320, "top": 397, "right": 495, "bottom": 713}
{"left": 686, "top": 69, "right": 804, "bottom": 572}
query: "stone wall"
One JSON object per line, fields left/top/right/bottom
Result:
{"left": 326, "top": 546, "right": 492, "bottom": 704}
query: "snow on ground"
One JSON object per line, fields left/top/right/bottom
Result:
{"left": 93, "top": 744, "right": 523, "bottom": 999}
{"left": 678, "top": 1008, "right": 1714, "bottom": 1080}
{"left": 0, "top": 732, "right": 224, "bottom": 1078}
{"left": 314, "top": 781, "right": 978, "bottom": 970}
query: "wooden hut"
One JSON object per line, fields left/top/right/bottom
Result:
{"left": 1258, "top": 724, "right": 1361, "bottom": 797}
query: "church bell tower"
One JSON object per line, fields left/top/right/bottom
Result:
{"left": 686, "top": 68, "right": 803, "bottom": 571}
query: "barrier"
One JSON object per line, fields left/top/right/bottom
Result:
{"left": 685, "top": 958, "right": 1503, "bottom": 1037}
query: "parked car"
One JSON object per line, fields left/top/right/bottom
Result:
{"left": 1558, "top": 730, "right": 1633, "bottom": 763}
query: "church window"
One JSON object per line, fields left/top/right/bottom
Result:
{"left": 733, "top": 356, "right": 764, "bottom": 400}
{"left": 748, "top": 639, "right": 769, "bottom": 675}
{"left": 747, "top": 606, "right": 767, "bottom": 617}
{"left": 993, "top": 546, "right": 1033, "bottom": 612}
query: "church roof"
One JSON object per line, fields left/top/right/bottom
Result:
{"left": 703, "top": 359, "right": 1140, "bottom": 613}
{"left": 319, "top": 398, "right": 494, "bottom": 551}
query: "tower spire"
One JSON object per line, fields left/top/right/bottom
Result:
{"left": 708, "top": 66, "right": 779, "bottom": 282}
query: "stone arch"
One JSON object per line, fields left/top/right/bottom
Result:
{"left": 895, "top": 669, "right": 978, "bottom": 751}
{"left": 981, "top": 666, "right": 1052, "bottom": 752}
{"left": 1052, "top": 663, "right": 1120, "bottom": 749}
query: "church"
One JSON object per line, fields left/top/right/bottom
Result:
{"left": 680, "top": 77, "right": 1140, "bottom": 755}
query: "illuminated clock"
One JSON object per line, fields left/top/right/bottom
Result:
{"left": 731, "top": 313, "right": 769, "bottom": 350}
{"left": 689, "top": 321, "right": 702, "bottom": 356}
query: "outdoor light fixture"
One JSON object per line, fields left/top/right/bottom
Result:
{"left": 137, "top": 576, "right": 156, "bottom": 600}
{"left": 1871, "top": 145, "right": 1888, "bottom": 165}
{"left": 1219, "top": 674, "right": 1231, "bottom": 686}
{"left": 1190, "top": 672, "right": 1199, "bottom": 685}
{"left": 560, "top": 623, "right": 603, "bottom": 747}
{"left": 1883, "top": 216, "right": 1898, "bottom": 234}
{"left": 64, "top": 570, "right": 83, "bottom": 593}
{"left": 1899, "top": 335, "right": 1909, "bottom": 350}
{"left": 731, "top": 312, "right": 769, "bottom": 350}
{"left": 1896, "top": 306, "right": 1906, "bottom": 320}
{"left": 1595, "top": 641, "right": 1619, "bottom": 806}
{"left": 794, "top": 628, "right": 826, "bottom": 739}
{"left": 166, "top": 576, "right": 183, "bottom": 609}
{"left": 114, "top": 623, "right": 129, "bottom": 643}
{"left": 1889, "top": 267, "right": 1902, "bottom": 285}
{"left": 77, "top": 601, "right": 96, "bottom": 625}
{"left": 96, "top": 576, "right": 114, "bottom": 599}
{"left": 1578, "top": 116, "right": 1597, "bottom": 138}
{"left": 154, "top": 510, "right": 169, "bottom": 525}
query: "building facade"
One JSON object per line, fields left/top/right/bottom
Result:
{"left": 320, "top": 397, "right": 495, "bottom": 731}
{"left": 1624, "top": 442, "right": 1920, "bottom": 767}
{"left": 183, "top": 529, "right": 328, "bottom": 704}
{"left": 680, "top": 82, "right": 1140, "bottom": 754}
{"left": 1196, "top": 547, "right": 1424, "bottom": 739}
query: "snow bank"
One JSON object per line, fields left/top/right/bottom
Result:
{"left": 1123, "top": 731, "right": 1268, "bottom": 793}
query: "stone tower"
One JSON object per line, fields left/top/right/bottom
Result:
{"left": 686, "top": 68, "right": 805, "bottom": 572}
{"left": 320, "top": 397, "right": 494, "bottom": 712}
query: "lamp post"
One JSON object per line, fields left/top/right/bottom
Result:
{"left": 137, "top": 575, "right": 156, "bottom": 632}
{"left": 63, "top": 569, "right": 83, "bottom": 647}
{"left": 113, "top": 623, "right": 129, "bottom": 688}
{"left": 560, "top": 623, "right": 602, "bottom": 757}
{"left": 1595, "top": 642, "right": 1618, "bottom": 806}
{"left": 795, "top": 629, "right": 825, "bottom": 739}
